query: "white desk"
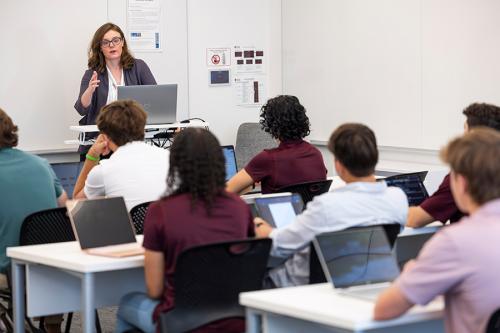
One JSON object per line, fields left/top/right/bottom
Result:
{"left": 7, "top": 236, "right": 145, "bottom": 333}
{"left": 67, "top": 121, "right": 209, "bottom": 146}
{"left": 240, "top": 283, "right": 444, "bottom": 333}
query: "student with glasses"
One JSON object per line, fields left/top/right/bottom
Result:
{"left": 74, "top": 22, "right": 156, "bottom": 160}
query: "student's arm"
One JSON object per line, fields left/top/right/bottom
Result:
{"left": 73, "top": 135, "right": 110, "bottom": 198}
{"left": 144, "top": 249, "right": 165, "bottom": 299}
{"left": 57, "top": 191, "right": 68, "bottom": 207}
{"left": 374, "top": 284, "right": 414, "bottom": 320}
{"left": 226, "top": 169, "right": 254, "bottom": 194}
{"left": 406, "top": 206, "right": 434, "bottom": 228}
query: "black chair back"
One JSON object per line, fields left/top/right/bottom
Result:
{"left": 159, "top": 238, "right": 272, "bottom": 333}
{"left": 309, "top": 223, "right": 401, "bottom": 284}
{"left": 486, "top": 308, "right": 500, "bottom": 333}
{"left": 129, "top": 201, "right": 152, "bottom": 235}
{"left": 20, "top": 207, "right": 75, "bottom": 246}
{"left": 278, "top": 179, "right": 333, "bottom": 206}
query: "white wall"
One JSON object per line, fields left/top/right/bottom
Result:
{"left": 187, "top": 0, "right": 282, "bottom": 145}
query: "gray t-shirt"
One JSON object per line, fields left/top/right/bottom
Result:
{"left": 397, "top": 198, "right": 500, "bottom": 333}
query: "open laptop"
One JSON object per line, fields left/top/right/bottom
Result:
{"left": 50, "top": 161, "right": 83, "bottom": 199}
{"left": 117, "top": 84, "right": 177, "bottom": 125}
{"left": 66, "top": 197, "right": 144, "bottom": 257}
{"left": 253, "top": 193, "right": 303, "bottom": 228}
{"left": 383, "top": 172, "right": 430, "bottom": 206}
{"left": 222, "top": 145, "right": 238, "bottom": 181}
{"left": 313, "top": 227, "right": 400, "bottom": 301}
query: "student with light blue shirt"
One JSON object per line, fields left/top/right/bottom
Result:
{"left": 254, "top": 123, "right": 408, "bottom": 287}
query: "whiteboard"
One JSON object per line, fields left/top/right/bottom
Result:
{"left": 282, "top": 0, "right": 500, "bottom": 150}
{"left": 0, "top": 0, "right": 107, "bottom": 152}
{"left": 0, "top": 0, "right": 189, "bottom": 152}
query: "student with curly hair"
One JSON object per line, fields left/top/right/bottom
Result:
{"left": 227, "top": 95, "right": 327, "bottom": 194}
{"left": 115, "top": 128, "right": 255, "bottom": 333}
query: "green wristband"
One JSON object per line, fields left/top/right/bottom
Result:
{"left": 85, "top": 153, "right": 100, "bottom": 162}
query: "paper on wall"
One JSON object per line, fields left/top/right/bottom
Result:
{"left": 127, "top": 0, "right": 162, "bottom": 52}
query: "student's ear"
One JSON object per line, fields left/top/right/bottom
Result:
{"left": 450, "top": 172, "right": 469, "bottom": 213}
{"left": 334, "top": 159, "right": 344, "bottom": 177}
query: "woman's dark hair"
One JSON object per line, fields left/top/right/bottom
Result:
{"left": 88, "top": 22, "right": 135, "bottom": 73}
{"left": 166, "top": 128, "right": 226, "bottom": 214}
{"left": 0, "top": 107, "right": 19, "bottom": 148}
{"left": 328, "top": 123, "right": 378, "bottom": 177}
{"left": 260, "top": 95, "right": 311, "bottom": 141}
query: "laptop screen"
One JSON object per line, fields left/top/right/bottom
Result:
{"left": 254, "top": 194, "right": 303, "bottom": 228}
{"left": 117, "top": 84, "right": 177, "bottom": 125}
{"left": 222, "top": 145, "right": 238, "bottom": 181}
{"left": 314, "top": 227, "right": 400, "bottom": 288}
{"left": 50, "top": 162, "right": 83, "bottom": 199}
{"left": 67, "top": 197, "right": 136, "bottom": 250}
{"left": 384, "top": 174, "right": 429, "bottom": 206}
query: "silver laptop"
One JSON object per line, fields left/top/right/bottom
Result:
{"left": 313, "top": 227, "right": 400, "bottom": 301}
{"left": 117, "top": 84, "right": 177, "bottom": 125}
{"left": 253, "top": 193, "right": 303, "bottom": 228}
{"left": 66, "top": 197, "right": 144, "bottom": 257}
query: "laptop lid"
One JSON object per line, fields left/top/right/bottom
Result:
{"left": 384, "top": 173, "right": 429, "bottom": 206}
{"left": 117, "top": 84, "right": 177, "bottom": 125}
{"left": 254, "top": 193, "right": 303, "bottom": 228}
{"left": 222, "top": 145, "right": 238, "bottom": 181}
{"left": 313, "top": 227, "right": 400, "bottom": 288}
{"left": 50, "top": 161, "right": 84, "bottom": 199}
{"left": 66, "top": 197, "right": 137, "bottom": 250}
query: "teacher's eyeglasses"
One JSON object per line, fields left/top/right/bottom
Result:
{"left": 100, "top": 37, "right": 123, "bottom": 48}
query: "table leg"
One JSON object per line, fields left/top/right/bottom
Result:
{"left": 246, "top": 308, "right": 262, "bottom": 333}
{"left": 12, "top": 260, "right": 26, "bottom": 333}
{"left": 81, "top": 273, "right": 95, "bottom": 333}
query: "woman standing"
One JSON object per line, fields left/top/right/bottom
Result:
{"left": 74, "top": 22, "right": 156, "bottom": 157}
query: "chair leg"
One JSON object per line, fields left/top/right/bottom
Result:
{"left": 38, "top": 317, "right": 45, "bottom": 330}
{"left": 64, "top": 312, "right": 73, "bottom": 333}
{"left": 95, "top": 310, "right": 102, "bottom": 333}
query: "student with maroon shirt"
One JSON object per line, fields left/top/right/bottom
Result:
{"left": 226, "top": 95, "right": 327, "bottom": 194}
{"left": 407, "top": 103, "right": 500, "bottom": 228}
{"left": 115, "top": 128, "right": 255, "bottom": 333}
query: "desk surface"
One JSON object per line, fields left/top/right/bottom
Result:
{"left": 240, "top": 283, "right": 443, "bottom": 331}
{"left": 70, "top": 121, "right": 209, "bottom": 133}
{"left": 7, "top": 236, "right": 144, "bottom": 273}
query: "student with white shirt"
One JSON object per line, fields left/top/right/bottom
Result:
{"left": 73, "top": 99, "right": 168, "bottom": 211}
{"left": 254, "top": 123, "right": 408, "bottom": 287}
{"left": 74, "top": 22, "right": 156, "bottom": 159}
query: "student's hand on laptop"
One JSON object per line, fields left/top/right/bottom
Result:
{"left": 254, "top": 217, "right": 273, "bottom": 238}
{"left": 88, "top": 134, "right": 110, "bottom": 158}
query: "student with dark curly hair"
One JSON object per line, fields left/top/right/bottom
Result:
{"left": 115, "top": 128, "right": 255, "bottom": 333}
{"left": 227, "top": 95, "right": 327, "bottom": 194}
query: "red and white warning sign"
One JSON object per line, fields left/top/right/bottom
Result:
{"left": 206, "top": 48, "right": 231, "bottom": 66}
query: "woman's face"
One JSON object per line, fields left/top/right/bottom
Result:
{"left": 100, "top": 29, "right": 123, "bottom": 62}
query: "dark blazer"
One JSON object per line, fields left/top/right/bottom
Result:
{"left": 74, "top": 58, "right": 157, "bottom": 126}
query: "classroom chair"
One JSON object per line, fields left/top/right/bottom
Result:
{"left": 158, "top": 238, "right": 272, "bottom": 333}
{"left": 235, "top": 122, "right": 277, "bottom": 171}
{"left": 20, "top": 207, "right": 102, "bottom": 333}
{"left": 129, "top": 201, "right": 153, "bottom": 235}
{"left": 309, "top": 224, "right": 401, "bottom": 284}
{"left": 486, "top": 308, "right": 500, "bottom": 333}
{"left": 278, "top": 179, "right": 333, "bottom": 206}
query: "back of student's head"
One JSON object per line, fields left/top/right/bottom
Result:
{"left": 96, "top": 99, "right": 146, "bottom": 146}
{"left": 463, "top": 103, "right": 500, "bottom": 131}
{"left": 166, "top": 128, "right": 226, "bottom": 211}
{"left": 260, "top": 95, "right": 311, "bottom": 141}
{"left": 328, "top": 123, "right": 378, "bottom": 177}
{"left": 441, "top": 127, "right": 500, "bottom": 205}
{"left": 0, "top": 107, "right": 18, "bottom": 148}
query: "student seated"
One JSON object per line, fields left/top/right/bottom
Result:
{"left": 226, "top": 95, "right": 327, "bottom": 194}
{"left": 0, "top": 108, "right": 67, "bottom": 333}
{"left": 374, "top": 128, "right": 500, "bottom": 333}
{"left": 73, "top": 99, "right": 169, "bottom": 210}
{"left": 115, "top": 128, "right": 255, "bottom": 333}
{"left": 254, "top": 123, "right": 408, "bottom": 287}
{"left": 407, "top": 102, "right": 500, "bottom": 228}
